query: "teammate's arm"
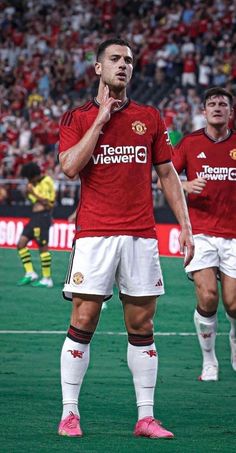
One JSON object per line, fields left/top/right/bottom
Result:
{"left": 27, "top": 179, "right": 55, "bottom": 209}
{"left": 155, "top": 161, "right": 194, "bottom": 266}
{"left": 59, "top": 85, "right": 121, "bottom": 179}
{"left": 157, "top": 176, "right": 206, "bottom": 194}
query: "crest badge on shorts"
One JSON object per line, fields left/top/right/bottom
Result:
{"left": 73, "top": 272, "right": 84, "bottom": 285}
{"left": 132, "top": 121, "right": 147, "bottom": 135}
{"left": 229, "top": 149, "right": 236, "bottom": 160}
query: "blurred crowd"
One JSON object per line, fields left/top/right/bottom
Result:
{"left": 0, "top": 0, "right": 236, "bottom": 205}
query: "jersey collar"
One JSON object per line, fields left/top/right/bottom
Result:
{"left": 93, "top": 97, "right": 130, "bottom": 113}
{"left": 204, "top": 128, "right": 232, "bottom": 143}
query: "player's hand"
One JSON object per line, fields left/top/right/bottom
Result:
{"left": 178, "top": 227, "right": 195, "bottom": 267}
{"left": 96, "top": 85, "right": 121, "bottom": 126}
{"left": 182, "top": 178, "right": 206, "bottom": 194}
{"left": 27, "top": 183, "right": 34, "bottom": 194}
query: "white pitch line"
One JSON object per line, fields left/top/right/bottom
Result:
{"left": 0, "top": 330, "right": 229, "bottom": 336}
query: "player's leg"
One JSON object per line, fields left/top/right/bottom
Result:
{"left": 31, "top": 213, "right": 53, "bottom": 288}
{"left": 219, "top": 237, "right": 236, "bottom": 371}
{"left": 59, "top": 236, "right": 116, "bottom": 436}
{"left": 122, "top": 295, "right": 174, "bottom": 439}
{"left": 59, "top": 294, "right": 103, "bottom": 437}
{"left": 220, "top": 272, "right": 236, "bottom": 371}
{"left": 31, "top": 244, "right": 53, "bottom": 288}
{"left": 17, "top": 231, "right": 38, "bottom": 285}
{"left": 192, "top": 268, "right": 219, "bottom": 380}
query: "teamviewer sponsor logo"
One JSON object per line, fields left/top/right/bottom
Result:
{"left": 196, "top": 165, "right": 236, "bottom": 181}
{"left": 135, "top": 146, "right": 147, "bottom": 163}
{"left": 92, "top": 145, "right": 147, "bottom": 164}
{"left": 228, "top": 168, "right": 236, "bottom": 180}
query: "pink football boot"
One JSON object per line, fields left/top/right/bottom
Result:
{"left": 58, "top": 412, "right": 83, "bottom": 437}
{"left": 134, "top": 417, "right": 174, "bottom": 439}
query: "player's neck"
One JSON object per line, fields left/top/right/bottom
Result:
{"left": 205, "top": 125, "right": 230, "bottom": 142}
{"left": 96, "top": 85, "right": 127, "bottom": 104}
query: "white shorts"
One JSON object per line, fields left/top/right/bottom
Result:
{"left": 63, "top": 235, "right": 164, "bottom": 300}
{"left": 185, "top": 234, "right": 236, "bottom": 279}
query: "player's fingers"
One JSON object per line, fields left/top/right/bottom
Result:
{"left": 184, "top": 243, "right": 195, "bottom": 267}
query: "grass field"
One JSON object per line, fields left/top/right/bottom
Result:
{"left": 0, "top": 248, "right": 235, "bottom": 453}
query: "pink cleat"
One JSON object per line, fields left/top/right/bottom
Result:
{"left": 58, "top": 412, "right": 83, "bottom": 437}
{"left": 134, "top": 417, "right": 174, "bottom": 439}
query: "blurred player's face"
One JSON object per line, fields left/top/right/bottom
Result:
{"left": 204, "top": 95, "right": 233, "bottom": 127}
{"left": 95, "top": 44, "right": 133, "bottom": 91}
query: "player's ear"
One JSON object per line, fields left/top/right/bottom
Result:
{"left": 95, "top": 61, "right": 101, "bottom": 76}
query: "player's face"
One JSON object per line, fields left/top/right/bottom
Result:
{"left": 204, "top": 95, "right": 233, "bottom": 127}
{"left": 95, "top": 44, "right": 133, "bottom": 90}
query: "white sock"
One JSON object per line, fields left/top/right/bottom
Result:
{"left": 226, "top": 313, "right": 236, "bottom": 339}
{"left": 60, "top": 337, "right": 90, "bottom": 420}
{"left": 127, "top": 342, "right": 158, "bottom": 420}
{"left": 194, "top": 310, "right": 218, "bottom": 366}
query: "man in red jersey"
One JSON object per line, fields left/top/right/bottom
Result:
{"left": 57, "top": 38, "right": 194, "bottom": 439}
{"left": 172, "top": 87, "right": 236, "bottom": 381}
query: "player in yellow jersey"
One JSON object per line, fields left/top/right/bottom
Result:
{"left": 17, "top": 162, "right": 56, "bottom": 288}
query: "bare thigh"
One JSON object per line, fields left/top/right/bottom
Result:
{"left": 71, "top": 294, "right": 104, "bottom": 332}
{"left": 220, "top": 272, "right": 236, "bottom": 317}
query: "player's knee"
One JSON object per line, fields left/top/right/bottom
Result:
{"left": 225, "top": 304, "right": 236, "bottom": 319}
{"left": 128, "top": 316, "right": 154, "bottom": 334}
{"left": 71, "top": 309, "right": 100, "bottom": 332}
{"left": 197, "top": 287, "right": 218, "bottom": 310}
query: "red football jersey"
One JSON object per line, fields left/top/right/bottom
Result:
{"left": 172, "top": 128, "right": 236, "bottom": 238}
{"left": 59, "top": 99, "right": 171, "bottom": 239}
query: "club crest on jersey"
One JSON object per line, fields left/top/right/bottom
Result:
{"left": 229, "top": 149, "right": 236, "bottom": 160}
{"left": 132, "top": 121, "right": 147, "bottom": 135}
{"left": 73, "top": 272, "right": 84, "bottom": 285}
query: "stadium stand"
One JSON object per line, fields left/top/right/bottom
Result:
{"left": 0, "top": 0, "right": 236, "bottom": 212}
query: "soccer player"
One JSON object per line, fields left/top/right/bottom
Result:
{"left": 58, "top": 38, "right": 194, "bottom": 439}
{"left": 17, "top": 162, "right": 55, "bottom": 288}
{"left": 172, "top": 87, "right": 236, "bottom": 381}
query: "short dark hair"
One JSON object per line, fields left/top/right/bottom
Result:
{"left": 21, "top": 162, "right": 41, "bottom": 180}
{"left": 96, "top": 38, "right": 133, "bottom": 61}
{"left": 203, "top": 87, "right": 234, "bottom": 107}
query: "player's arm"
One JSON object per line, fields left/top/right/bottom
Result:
{"left": 158, "top": 176, "right": 206, "bottom": 194}
{"left": 27, "top": 180, "right": 55, "bottom": 209}
{"left": 155, "top": 161, "right": 194, "bottom": 266}
{"left": 171, "top": 139, "right": 207, "bottom": 195}
{"left": 59, "top": 86, "right": 121, "bottom": 179}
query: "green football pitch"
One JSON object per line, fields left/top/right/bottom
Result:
{"left": 0, "top": 248, "right": 235, "bottom": 453}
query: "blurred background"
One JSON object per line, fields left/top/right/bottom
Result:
{"left": 0, "top": 0, "right": 236, "bottom": 222}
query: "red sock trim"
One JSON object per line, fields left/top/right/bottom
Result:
{"left": 128, "top": 332, "right": 154, "bottom": 347}
{"left": 197, "top": 306, "right": 217, "bottom": 318}
{"left": 67, "top": 325, "right": 93, "bottom": 344}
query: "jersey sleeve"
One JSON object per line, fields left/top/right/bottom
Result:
{"left": 171, "top": 139, "right": 187, "bottom": 173}
{"left": 151, "top": 109, "right": 172, "bottom": 165}
{"left": 59, "top": 110, "right": 82, "bottom": 153}
{"left": 45, "top": 176, "right": 56, "bottom": 204}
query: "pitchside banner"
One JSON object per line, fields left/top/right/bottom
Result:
{"left": 0, "top": 217, "right": 182, "bottom": 257}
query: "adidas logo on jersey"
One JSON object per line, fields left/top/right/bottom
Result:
{"left": 197, "top": 152, "right": 206, "bottom": 158}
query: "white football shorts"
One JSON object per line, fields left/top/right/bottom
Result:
{"left": 185, "top": 234, "right": 236, "bottom": 279}
{"left": 63, "top": 235, "right": 164, "bottom": 300}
